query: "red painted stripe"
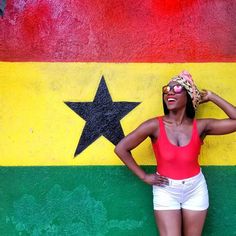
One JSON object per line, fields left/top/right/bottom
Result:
{"left": 0, "top": 0, "right": 236, "bottom": 62}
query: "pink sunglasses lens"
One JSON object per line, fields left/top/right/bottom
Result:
{"left": 173, "top": 85, "right": 183, "bottom": 93}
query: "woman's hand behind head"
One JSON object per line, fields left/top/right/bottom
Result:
{"left": 200, "top": 90, "right": 213, "bottom": 104}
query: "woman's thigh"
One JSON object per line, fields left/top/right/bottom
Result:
{"left": 182, "top": 209, "right": 207, "bottom": 236}
{"left": 154, "top": 210, "right": 182, "bottom": 236}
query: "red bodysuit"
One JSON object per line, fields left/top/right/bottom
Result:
{"left": 152, "top": 117, "right": 203, "bottom": 180}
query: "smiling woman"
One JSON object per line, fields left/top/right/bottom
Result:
{"left": 1, "top": 0, "right": 236, "bottom": 235}
{"left": 162, "top": 72, "right": 198, "bottom": 120}
{"left": 115, "top": 70, "right": 236, "bottom": 236}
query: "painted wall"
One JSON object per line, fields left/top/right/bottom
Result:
{"left": 0, "top": 1, "right": 236, "bottom": 235}
{"left": 1, "top": 0, "right": 236, "bottom": 62}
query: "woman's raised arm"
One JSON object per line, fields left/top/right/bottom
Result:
{"left": 200, "top": 91, "right": 236, "bottom": 135}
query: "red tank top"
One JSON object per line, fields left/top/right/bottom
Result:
{"left": 152, "top": 117, "right": 203, "bottom": 179}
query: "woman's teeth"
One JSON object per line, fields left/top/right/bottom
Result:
{"left": 168, "top": 98, "right": 176, "bottom": 102}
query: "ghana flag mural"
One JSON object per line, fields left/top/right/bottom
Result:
{"left": 1, "top": 0, "right": 236, "bottom": 235}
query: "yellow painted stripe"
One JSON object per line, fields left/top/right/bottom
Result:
{"left": 1, "top": 62, "right": 236, "bottom": 166}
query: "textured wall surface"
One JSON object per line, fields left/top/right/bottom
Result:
{"left": 0, "top": 167, "right": 236, "bottom": 235}
{"left": 0, "top": 0, "right": 236, "bottom": 62}
{"left": 0, "top": 0, "right": 236, "bottom": 235}
{"left": 1, "top": 62, "right": 236, "bottom": 166}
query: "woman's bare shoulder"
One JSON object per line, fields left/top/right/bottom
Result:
{"left": 139, "top": 117, "right": 160, "bottom": 140}
{"left": 141, "top": 117, "right": 159, "bottom": 128}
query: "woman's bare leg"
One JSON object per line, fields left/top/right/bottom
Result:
{"left": 182, "top": 209, "right": 207, "bottom": 236}
{"left": 154, "top": 210, "right": 182, "bottom": 236}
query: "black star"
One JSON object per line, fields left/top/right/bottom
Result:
{"left": 65, "top": 76, "right": 140, "bottom": 157}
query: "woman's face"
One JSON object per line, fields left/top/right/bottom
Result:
{"left": 162, "top": 81, "right": 187, "bottom": 111}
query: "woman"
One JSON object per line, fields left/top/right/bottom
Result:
{"left": 114, "top": 71, "right": 236, "bottom": 236}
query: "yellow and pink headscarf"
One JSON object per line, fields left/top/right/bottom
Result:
{"left": 170, "top": 70, "right": 201, "bottom": 110}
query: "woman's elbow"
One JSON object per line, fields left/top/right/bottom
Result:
{"left": 114, "top": 142, "right": 122, "bottom": 155}
{"left": 114, "top": 145, "right": 118, "bottom": 155}
{"left": 114, "top": 139, "right": 128, "bottom": 156}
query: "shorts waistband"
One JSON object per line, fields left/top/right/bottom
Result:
{"left": 157, "top": 171, "right": 203, "bottom": 185}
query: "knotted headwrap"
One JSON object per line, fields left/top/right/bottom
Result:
{"left": 170, "top": 70, "right": 201, "bottom": 110}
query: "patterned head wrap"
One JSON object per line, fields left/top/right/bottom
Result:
{"left": 170, "top": 70, "right": 201, "bottom": 110}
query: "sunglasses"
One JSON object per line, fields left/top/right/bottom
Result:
{"left": 162, "top": 84, "right": 185, "bottom": 94}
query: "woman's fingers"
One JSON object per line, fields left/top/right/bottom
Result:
{"left": 155, "top": 173, "right": 169, "bottom": 186}
{"left": 143, "top": 173, "right": 169, "bottom": 186}
{"left": 200, "top": 90, "right": 209, "bottom": 103}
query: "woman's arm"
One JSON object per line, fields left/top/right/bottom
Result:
{"left": 114, "top": 118, "right": 168, "bottom": 186}
{"left": 200, "top": 91, "right": 236, "bottom": 135}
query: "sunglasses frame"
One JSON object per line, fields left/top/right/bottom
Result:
{"left": 162, "top": 84, "right": 185, "bottom": 94}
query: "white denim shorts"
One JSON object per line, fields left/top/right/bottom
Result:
{"left": 153, "top": 171, "right": 209, "bottom": 211}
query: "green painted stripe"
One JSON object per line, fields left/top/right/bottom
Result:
{"left": 0, "top": 166, "right": 235, "bottom": 236}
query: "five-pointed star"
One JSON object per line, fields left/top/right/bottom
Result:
{"left": 65, "top": 76, "right": 140, "bottom": 157}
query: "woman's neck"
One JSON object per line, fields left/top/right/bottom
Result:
{"left": 166, "top": 110, "right": 189, "bottom": 126}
